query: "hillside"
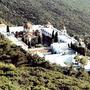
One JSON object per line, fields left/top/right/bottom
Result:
{"left": 0, "top": 34, "right": 90, "bottom": 90}
{"left": 0, "top": 66, "right": 90, "bottom": 90}
{"left": 1, "top": 1, "right": 90, "bottom": 90}
{"left": 0, "top": 0, "right": 90, "bottom": 36}
{"left": 62, "top": 0, "right": 90, "bottom": 13}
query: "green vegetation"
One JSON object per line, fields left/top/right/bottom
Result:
{"left": 75, "top": 56, "right": 88, "bottom": 66}
{"left": 63, "top": 0, "right": 90, "bottom": 13}
{"left": 74, "top": 55, "right": 88, "bottom": 71}
{"left": 0, "top": 0, "right": 90, "bottom": 89}
{"left": 0, "top": 31, "right": 90, "bottom": 90}
{"left": 0, "top": 0, "right": 90, "bottom": 36}
{"left": 1, "top": 0, "right": 90, "bottom": 53}
{"left": 0, "top": 65, "right": 90, "bottom": 90}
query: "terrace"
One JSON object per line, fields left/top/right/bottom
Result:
{"left": 0, "top": 23, "right": 90, "bottom": 71}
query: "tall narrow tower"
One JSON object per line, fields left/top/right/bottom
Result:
{"left": 46, "top": 21, "right": 53, "bottom": 28}
{"left": 61, "top": 25, "right": 67, "bottom": 35}
{"left": 63, "top": 26, "right": 67, "bottom": 35}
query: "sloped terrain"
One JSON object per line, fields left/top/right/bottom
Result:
{"left": 0, "top": 0, "right": 90, "bottom": 36}
{"left": 0, "top": 66, "right": 89, "bottom": 90}
{"left": 1, "top": 1, "right": 90, "bottom": 90}
{"left": 0, "top": 28, "right": 90, "bottom": 90}
{"left": 63, "top": 0, "right": 90, "bottom": 13}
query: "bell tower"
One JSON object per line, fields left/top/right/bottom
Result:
{"left": 60, "top": 25, "right": 67, "bottom": 35}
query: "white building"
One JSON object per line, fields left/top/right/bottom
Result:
{"left": 0, "top": 23, "right": 90, "bottom": 71}
{"left": 45, "top": 54, "right": 76, "bottom": 67}
{"left": 51, "top": 43, "right": 75, "bottom": 54}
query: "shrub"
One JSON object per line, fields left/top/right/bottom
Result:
{"left": 33, "top": 86, "right": 49, "bottom": 90}
{"left": 74, "top": 55, "right": 88, "bottom": 69}
{"left": 0, "top": 62, "right": 16, "bottom": 71}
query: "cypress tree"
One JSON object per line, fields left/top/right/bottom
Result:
{"left": 52, "top": 30, "right": 54, "bottom": 43}
{"left": 52, "top": 30, "right": 54, "bottom": 39}
{"left": 54, "top": 32, "right": 58, "bottom": 42}
{"left": 7, "top": 25, "right": 10, "bottom": 32}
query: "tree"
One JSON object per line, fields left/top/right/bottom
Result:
{"left": 51, "top": 30, "right": 54, "bottom": 43}
{"left": 74, "top": 55, "right": 88, "bottom": 70}
{"left": 33, "top": 86, "right": 49, "bottom": 90}
{"left": 54, "top": 32, "right": 58, "bottom": 42}
{"left": 38, "top": 36, "right": 41, "bottom": 44}
{"left": 52, "top": 30, "right": 54, "bottom": 39}
{"left": 74, "top": 55, "right": 80, "bottom": 62}
{"left": 80, "top": 56, "right": 88, "bottom": 68}
{"left": 7, "top": 26, "right": 10, "bottom": 33}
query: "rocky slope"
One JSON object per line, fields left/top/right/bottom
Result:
{"left": 0, "top": 0, "right": 90, "bottom": 36}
